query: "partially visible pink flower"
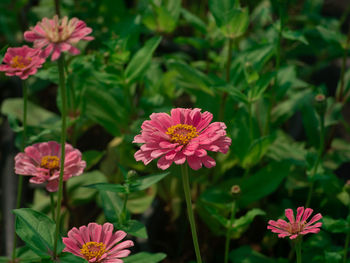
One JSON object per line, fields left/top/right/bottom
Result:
{"left": 63, "top": 222, "right": 134, "bottom": 263}
{"left": 267, "top": 207, "right": 322, "bottom": 239}
{"left": 24, "top": 15, "right": 94, "bottom": 61}
{"left": 0, "top": 45, "right": 45, "bottom": 79}
{"left": 14, "top": 141, "right": 86, "bottom": 192}
{"left": 133, "top": 108, "right": 231, "bottom": 170}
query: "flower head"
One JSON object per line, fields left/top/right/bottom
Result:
{"left": 63, "top": 222, "right": 134, "bottom": 263}
{"left": 267, "top": 207, "right": 322, "bottom": 239}
{"left": 24, "top": 15, "right": 94, "bottom": 61}
{"left": 0, "top": 45, "right": 45, "bottom": 79}
{"left": 133, "top": 108, "right": 231, "bottom": 170}
{"left": 14, "top": 141, "right": 86, "bottom": 192}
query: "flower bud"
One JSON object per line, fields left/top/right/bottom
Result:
{"left": 231, "top": 185, "right": 241, "bottom": 199}
{"left": 314, "top": 94, "right": 327, "bottom": 117}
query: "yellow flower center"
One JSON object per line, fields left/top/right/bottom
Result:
{"left": 40, "top": 155, "right": 60, "bottom": 170}
{"left": 11, "top": 56, "right": 31, "bottom": 69}
{"left": 80, "top": 242, "right": 106, "bottom": 261}
{"left": 166, "top": 124, "right": 198, "bottom": 145}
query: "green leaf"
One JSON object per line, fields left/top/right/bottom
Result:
{"left": 209, "top": 0, "right": 239, "bottom": 27}
{"left": 58, "top": 253, "right": 86, "bottom": 263}
{"left": 13, "top": 208, "right": 63, "bottom": 257}
{"left": 239, "top": 162, "right": 291, "bottom": 207}
{"left": 125, "top": 36, "right": 162, "bottom": 84}
{"left": 282, "top": 29, "right": 309, "bottom": 45}
{"left": 1, "top": 98, "right": 60, "bottom": 129}
{"left": 123, "top": 252, "right": 167, "bottom": 263}
{"left": 181, "top": 8, "right": 207, "bottom": 34}
{"left": 209, "top": 0, "right": 249, "bottom": 38}
{"left": 118, "top": 219, "right": 148, "bottom": 238}
{"left": 67, "top": 170, "right": 108, "bottom": 205}
{"left": 82, "top": 150, "right": 105, "bottom": 170}
{"left": 229, "top": 246, "right": 283, "bottom": 263}
{"left": 130, "top": 172, "right": 169, "bottom": 192}
{"left": 242, "top": 135, "right": 276, "bottom": 168}
{"left": 231, "top": 208, "right": 266, "bottom": 238}
{"left": 86, "top": 183, "right": 127, "bottom": 193}
{"left": 99, "top": 190, "right": 124, "bottom": 223}
{"left": 322, "top": 216, "right": 349, "bottom": 233}
{"left": 84, "top": 86, "right": 127, "bottom": 136}
{"left": 168, "top": 60, "right": 215, "bottom": 95}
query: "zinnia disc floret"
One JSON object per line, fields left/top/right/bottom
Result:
{"left": 0, "top": 45, "right": 45, "bottom": 79}
{"left": 63, "top": 222, "right": 134, "bottom": 263}
{"left": 267, "top": 206, "right": 322, "bottom": 239}
{"left": 133, "top": 108, "right": 232, "bottom": 170}
{"left": 24, "top": 15, "right": 94, "bottom": 61}
{"left": 14, "top": 141, "right": 86, "bottom": 192}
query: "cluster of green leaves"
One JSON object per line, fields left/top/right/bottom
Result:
{"left": 1, "top": 0, "right": 350, "bottom": 262}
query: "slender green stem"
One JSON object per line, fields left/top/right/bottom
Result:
{"left": 54, "top": 0, "right": 60, "bottom": 17}
{"left": 264, "top": 8, "right": 284, "bottom": 135}
{"left": 50, "top": 193, "right": 56, "bottom": 220}
{"left": 337, "top": 27, "right": 350, "bottom": 103}
{"left": 295, "top": 238, "right": 302, "bottom": 263}
{"left": 53, "top": 55, "right": 67, "bottom": 259}
{"left": 306, "top": 114, "right": 325, "bottom": 208}
{"left": 11, "top": 80, "right": 28, "bottom": 260}
{"left": 121, "top": 193, "right": 129, "bottom": 224}
{"left": 344, "top": 231, "right": 350, "bottom": 263}
{"left": 219, "top": 37, "right": 234, "bottom": 121}
{"left": 181, "top": 165, "right": 202, "bottom": 263}
{"left": 224, "top": 201, "right": 237, "bottom": 263}
{"left": 248, "top": 101, "right": 253, "bottom": 140}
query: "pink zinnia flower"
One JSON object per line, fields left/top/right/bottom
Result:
{"left": 63, "top": 222, "right": 134, "bottom": 263}
{"left": 0, "top": 45, "right": 45, "bottom": 79}
{"left": 24, "top": 15, "right": 94, "bottom": 61}
{"left": 14, "top": 141, "right": 86, "bottom": 192}
{"left": 133, "top": 108, "right": 231, "bottom": 170}
{"left": 267, "top": 207, "right": 322, "bottom": 239}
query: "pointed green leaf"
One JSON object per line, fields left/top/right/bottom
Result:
{"left": 123, "top": 252, "right": 167, "bottom": 263}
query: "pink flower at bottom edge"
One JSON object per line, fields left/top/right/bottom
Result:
{"left": 0, "top": 45, "right": 45, "bottom": 79}
{"left": 14, "top": 141, "right": 86, "bottom": 192}
{"left": 63, "top": 222, "right": 134, "bottom": 263}
{"left": 267, "top": 206, "right": 322, "bottom": 239}
{"left": 133, "top": 108, "right": 232, "bottom": 170}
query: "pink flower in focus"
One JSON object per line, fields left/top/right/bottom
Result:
{"left": 0, "top": 45, "right": 45, "bottom": 79}
{"left": 267, "top": 207, "right": 322, "bottom": 239}
{"left": 133, "top": 108, "right": 231, "bottom": 170}
{"left": 24, "top": 15, "right": 94, "bottom": 61}
{"left": 63, "top": 222, "right": 134, "bottom": 263}
{"left": 14, "top": 141, "right": 86, "bottom": 192}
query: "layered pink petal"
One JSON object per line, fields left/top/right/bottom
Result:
{"left": 133, "top": 108, "right": 231, "bottom": 170}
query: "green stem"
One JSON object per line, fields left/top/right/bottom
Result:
{"left": 121, "top": 193, "right": 129, "bottom": 224}
{"left": 337, "top": 27, "right": 350, "bottom": 103}
{"left": 53, "top": 55, "right": 67, "bottom": 259}
{"left": 181, "top": 165, "right": 202, "bottom": 263}
{"left": 219, "top": 37, "right": 234, "bottom": 121}
{"left": 50, "top": 193, "right": 56, "bottom": 220}
{"left": 295, "top": 238, "right": 302, "bottom": 263}
{"left": 344, "top": 231, "right": 350, "bottom": 263}
{"left": 306, "top": 113, "right": 325, "bottom": 208}
{"left": 248, "top": 101, "right": 253, "bottom": 140}
{"left": 224, "top": 201, "right": 236, "bottom": 263}
{"left": 11, "top": 79, "right": 28, "bottom": 261}
{"left": 264, "top": 10, "right": 284, "bottom": 135}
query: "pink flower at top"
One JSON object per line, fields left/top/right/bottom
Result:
{"left": 63, "top": 222, "right": 134, "bottom": 263}
{"left": 0, "top": 45, "right": 45, "bottom": 79}
{"left": 267, "top": 207, "right": 322, "bottom": 239}
{"left": 133, "top": 108, "right": 231, "bottom": 170}
{"left": 14, "top": 141, "right": 86, "bottom": 192}
{"left": 24, "top": 15, "right": 94, "bottom": 61}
